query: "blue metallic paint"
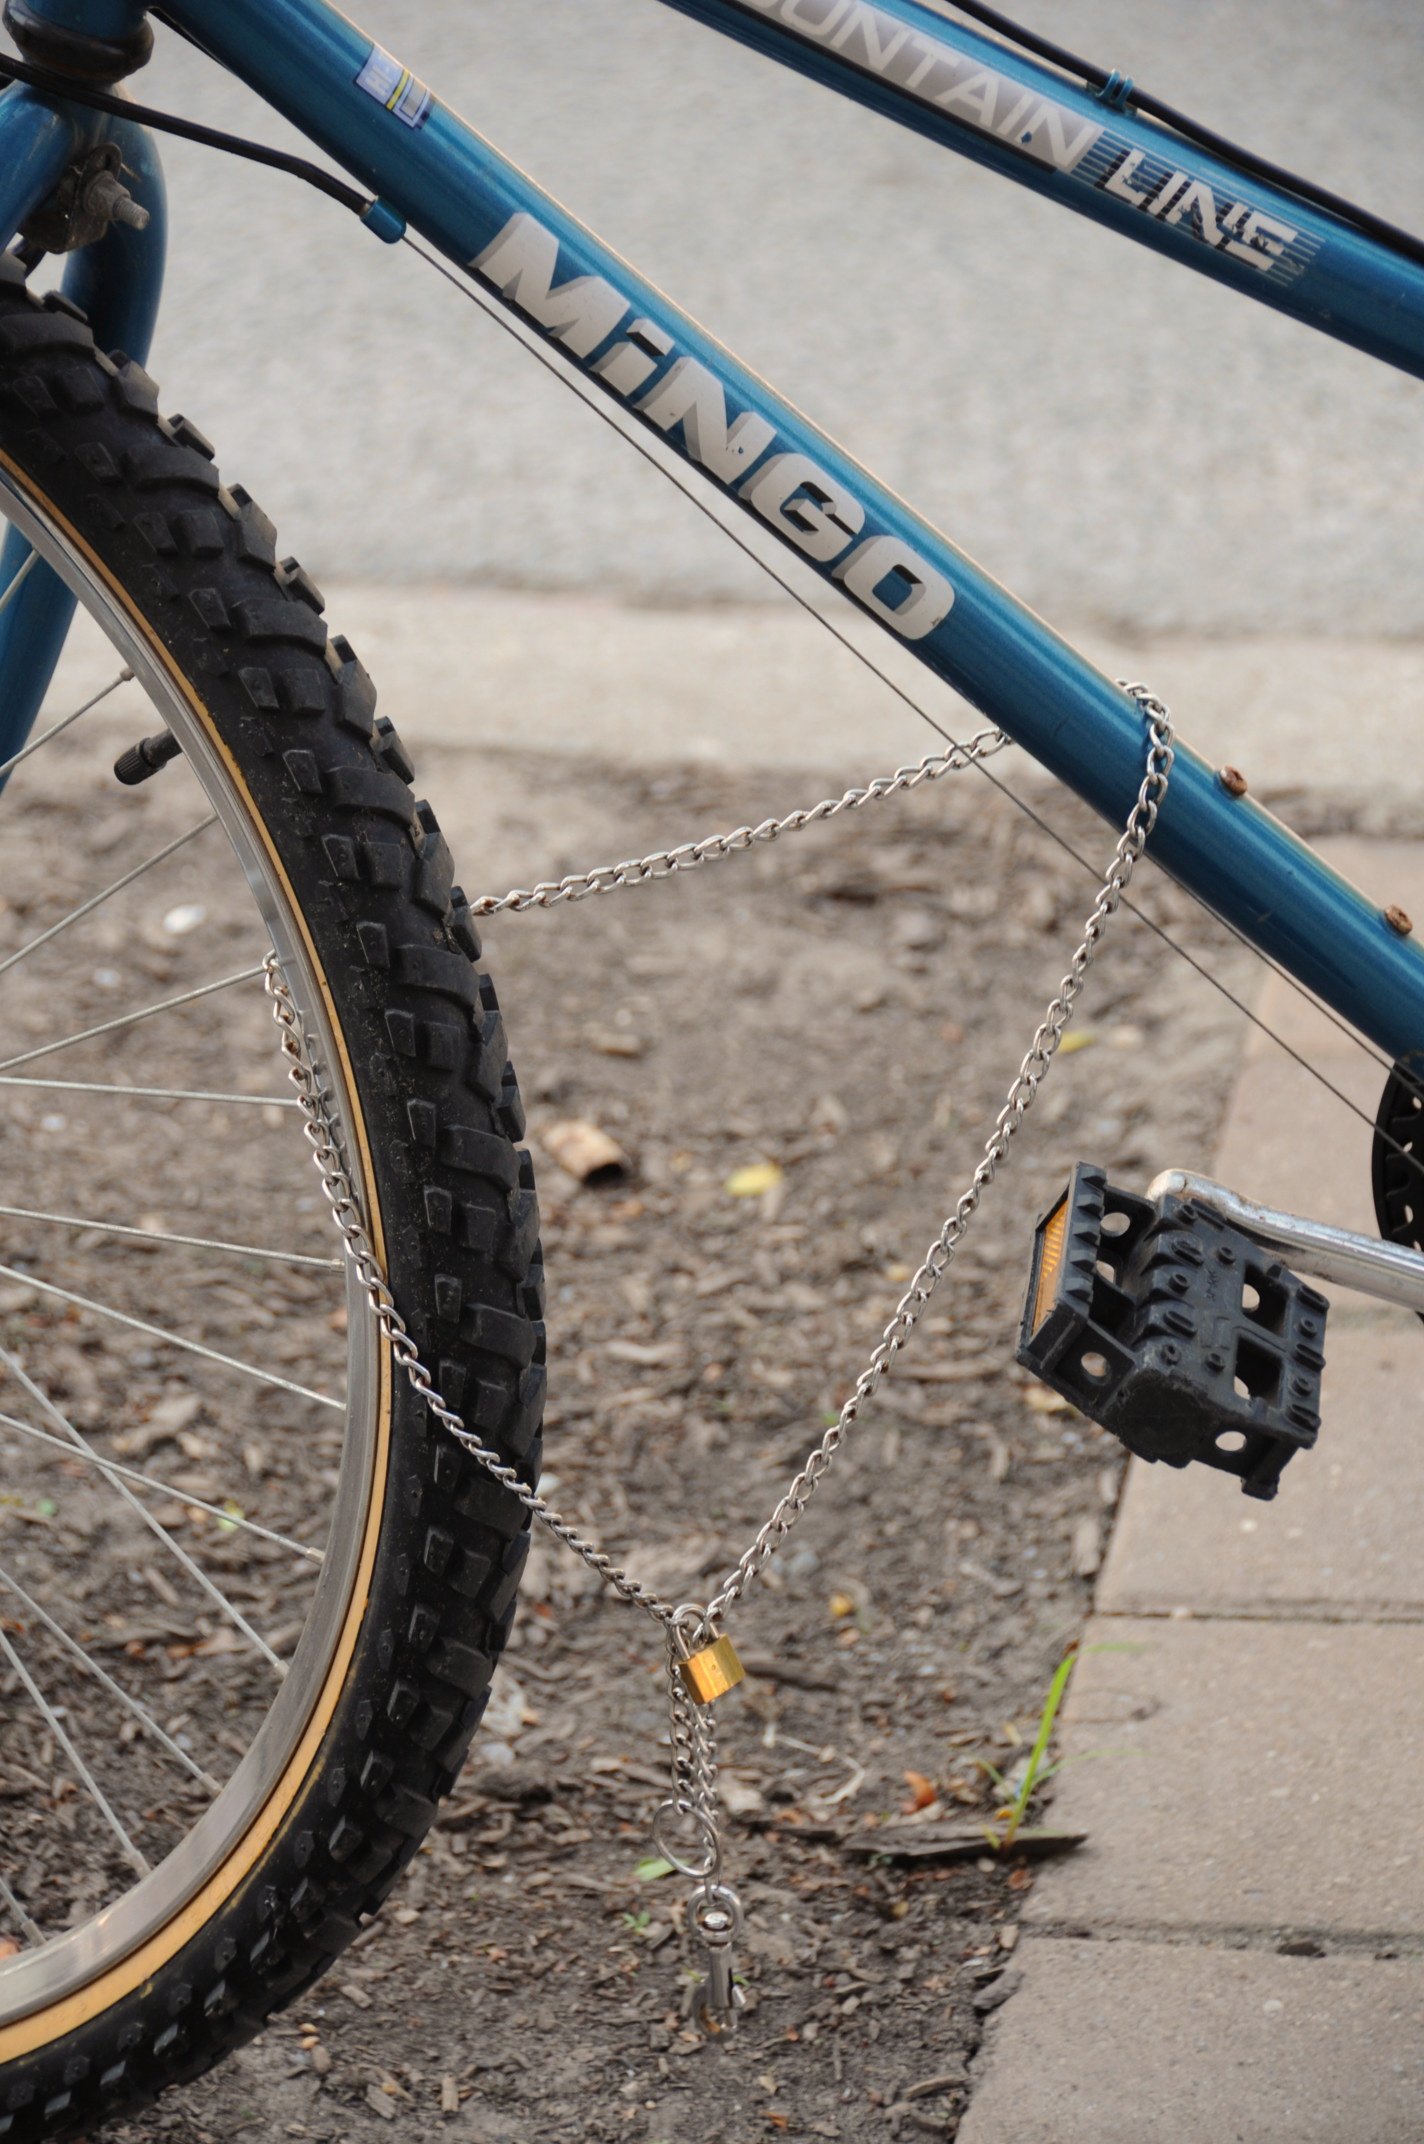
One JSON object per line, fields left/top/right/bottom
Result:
{"left": 0, "top": 83, "right": 84, "bottom": 248}
{"left": 11, "top": 0, "right": 149, "bottom": 37}
{"left": 2, "top": 0, "right": 1423, "bottom": 1073}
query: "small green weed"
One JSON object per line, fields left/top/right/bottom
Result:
{"left": 988, "top": 1638, "right": 1145, "bottom": 1847}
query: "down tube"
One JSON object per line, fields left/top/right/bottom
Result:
{"left": 169, "top": 0, "right": 1424, "bottom": 1069}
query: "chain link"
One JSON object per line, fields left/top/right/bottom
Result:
{"left": 264, "top": 970, "right": 681, "bottom": 1627}
{"left": 468, "top": 725, "right": 1013, "bottom": 916}
{"left": 264, "top": 683, "right": 1172, "bottom": 2032}
{"left": 704, "top": 684, "right": 1173, "bottom": 1625}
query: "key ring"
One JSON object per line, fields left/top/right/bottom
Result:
{"left": 651, "top": 1797, "right": 721, "bottom": 1881}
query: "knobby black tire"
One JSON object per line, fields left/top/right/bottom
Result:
{"left": 0, "top": 258, "right": 544, "bottom": 2138}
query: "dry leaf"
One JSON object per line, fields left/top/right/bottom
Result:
{"left": 902, "top": 1769, "right": 938, "bottom": 1812}
{"left": 586, "top": 1025, "right": 645, "bottom": 1059}
{"left": 1024, "top": 1383, "right": 1071, "bottom": 1416}
{"left": 725, "top": 1160, "right": 783, "bottom": 1199}
{"left": 719, "top": 1774, "right": 766, "bottom": 1818}
{"left": 1059, "top": 1029, "right": 1097, "bottom": 1054}
{"left": 541, "top": 1119, "right": 631, "bottom": 1184}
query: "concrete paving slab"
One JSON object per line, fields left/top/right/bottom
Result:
{"left": 38, "top": 578, "right": 1424, "bottom": 821}
{"left": 324, "top": 588, "right": 1424, "bottom": 812}
{"left": 1099, "top": 1323, "right": 1424, "bottom": 1620}
{"left": 963, "top": 831, "right": 1424, "bottom": 2135}
{"left": 1020, "top": 1616, "right": 1424, "bottom": 1938}
{"left": 959, "top": 1938, "right": 1424, "bottom": 2144}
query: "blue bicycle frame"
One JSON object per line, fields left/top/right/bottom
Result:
{"left": 4, "top": 0, "right": 1424, "bottom": 1073}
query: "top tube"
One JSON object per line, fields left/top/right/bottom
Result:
{"left": 652, "top": 0, "right": 1424, "bottom": 383}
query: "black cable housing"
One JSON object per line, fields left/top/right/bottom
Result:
{"left": 0, "top": 48, "right": 370, "bottom": 218}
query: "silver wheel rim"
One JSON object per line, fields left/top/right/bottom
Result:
{"left": 0, "top": 470, "right": 383, "bottom": 2026}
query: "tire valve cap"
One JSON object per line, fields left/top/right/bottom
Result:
{"left": 679, "top": 1634, "right": 745, "bottom": 1705}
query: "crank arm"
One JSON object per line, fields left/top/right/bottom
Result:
{"left": 1148, "top": 1170, "right": 1424, "bottom": 1315}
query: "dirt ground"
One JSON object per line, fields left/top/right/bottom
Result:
{"left": 1, "top": 716, "right": 1254, "bottom": 2142}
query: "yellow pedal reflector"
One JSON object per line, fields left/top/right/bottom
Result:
{"left": 1030, "top": 1192, "right": 1069, "bottom": 1337}
{"left": 679, "top": 1634, "right": 745, "bottom": 1705}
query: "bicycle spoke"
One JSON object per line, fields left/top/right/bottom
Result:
{"left": 0, "top": 1076, "right": 300, "bottom": 1110}
{"left": 0, "top": 1410, "right": 323, "bottom": 1565}
{"left": 0, "top": 1203, "right": 339, "bottom": 1271}
{"left": 0, "top": 1262, "right": 341, "bottom": 1410}
{"left": 0, "top": 1567, "right": 221, "bottom": 1794}
{"left": 0, "top": 963, "right": 266, "bottom": 1073}
{"left": 0, "top": 1871, "right": 44, "bottom": 1947}
{"left": 0, "top": 670, "right": 132, "bottom": 784}
{"left": 0, "top": 1621, "right": 151, "bottom": 1878}
{"left": 0, "top": 816, "right": 219, "bottom": 981}
{"left": 0, "top": 548, "right": 36, "bottom": 614}
{"left": 0, "top": 1349, "right": 285, "bottom": 1673}
{"left": 0, "top": 1216, "right": 335, "bottom": 1382}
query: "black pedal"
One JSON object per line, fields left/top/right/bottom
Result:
{"left": 1018, "top": 1163, "right": 1327, "bottom": 1500}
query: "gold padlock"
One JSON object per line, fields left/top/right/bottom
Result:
{"left": 679, "top": 1633, "right": 745, "bottom": 1705}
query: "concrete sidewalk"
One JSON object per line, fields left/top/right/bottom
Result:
{"left": 958, "top": 851, "right": 1424, "bottom": 2140}
{"left": 58, "top": 581, "right": 1424, "bottom": 819}
{"left": 332, "top": 587, "right": 1424, "bottom": 826}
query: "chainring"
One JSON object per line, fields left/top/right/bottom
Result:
{"left": 1372, "top": 1061, "right": 1424, "bottom": 1320}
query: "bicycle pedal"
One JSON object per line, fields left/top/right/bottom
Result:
{"left": 1018, "top": 1162, "right": 1328, "bottom": 1500}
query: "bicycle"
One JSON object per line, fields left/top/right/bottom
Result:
{"left": 0, "top": 1, "right": 1422, "bottom": 2134}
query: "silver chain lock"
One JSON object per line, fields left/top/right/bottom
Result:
{"left": 265, "top": 687, "right": 1174, "bottom": 2034}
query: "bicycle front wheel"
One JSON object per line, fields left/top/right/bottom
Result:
{"left": 0, "top": 260, "right": 544, "bottom": 2137}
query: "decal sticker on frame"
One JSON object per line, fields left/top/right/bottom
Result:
{"left": 356, "top": 44, "right": 433, "bottom": 131}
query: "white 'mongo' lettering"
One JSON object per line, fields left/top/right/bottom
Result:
{"left": 636, "top": 359, "right": 776, "bottom": 485}
{"left": 741, "top": 452, "right": 864, "bottom": 563}
{"left": 472, "top": 212, "right": 628, "bottom": 356}
{"left": 835, "top": 534, "right": 955, "bottom": 638}
{"left": 470, "top": 211, "right": 955, "bottom": 644}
